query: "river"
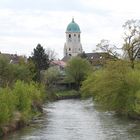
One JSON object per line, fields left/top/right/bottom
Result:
{"left": 2, "top": 99, "right": 140, "bottom": 140}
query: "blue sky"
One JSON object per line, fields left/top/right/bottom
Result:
{"left": 0, "top": 0, "right": 140, "bottom": 58}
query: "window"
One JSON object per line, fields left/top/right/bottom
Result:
{"left": 74, "top": 34, "right": 76, "bottom": 37}
{"left": 78, "top": 34, "right": 80, "bottom": 38}
{"left": 69, "top": 34, "right": 71, "bottom": 38}
{"left": 69, "top": 48, "right": 71, "bottom": 51}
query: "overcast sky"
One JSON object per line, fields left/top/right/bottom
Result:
{"left": 0, "top": 0, "right": 140, "bottom": 58}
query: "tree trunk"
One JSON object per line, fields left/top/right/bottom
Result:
{"left": 131, "top": 60, "right": 135, "bottom": 69}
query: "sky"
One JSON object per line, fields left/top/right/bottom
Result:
{"left": 0, "top": 0, "right": 140, "bottom": 58}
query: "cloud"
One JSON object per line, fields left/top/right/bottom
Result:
{"left": 0, "top": 0, "right": 140, "bottom": 58}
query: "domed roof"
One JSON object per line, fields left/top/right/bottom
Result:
{"left": 66, "top": 18, "right": 81, "bottom": 33}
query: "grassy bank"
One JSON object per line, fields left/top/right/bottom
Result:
{"left": 0, "top": 80, "right": 46, "bottom": 137}
{"left": 56, "top": 90, "right": 80, "bottom": 100}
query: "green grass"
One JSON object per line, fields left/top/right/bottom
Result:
{"left": 56, "top": 90, "right": 80, "bottom": 98}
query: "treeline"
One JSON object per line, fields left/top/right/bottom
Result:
{"left": 0, "top": 44, "right": 52, "bottom": 136}
{"left": 81, "top": 61, "right": 140, "bottom": 118}
{"left": 80, "top": 19, "right": 140, "bottom": 119}
{"left": 0, "top": 81, "right": 45, "bottom": 128}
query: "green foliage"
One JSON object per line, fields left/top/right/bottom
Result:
{"left": 0, "top": 55, "right": 32, "bottom": 87}
{"left": 13, "top": 81, "right": 32, "bottom": 117}
{"left": 66, "top": 57, "right": 91, "bottom": 90}
{"left": 0, "top": 55, "right": 12, "bottom": 87}
{"left": 56, "top": 90, "right": 79, "bottom": 98}
{"left": 31, "top": 44, "right": 49, "bottom": 81}
{"left": 13, "top": 81, "right": 45, "bottom": 120}
{"left": 81, "top": 60, "right": 140, "bottom": 116}
{"left": 42, "top": 67, "right": 61, "bottom": 88}
{"left": 12, "top": 64, "right": 32, "bottom": 83}
{"left": 26, "top": 59, "right": 37, "bottom": 81}
{"left": 0, "top": 87, "right": 16, "bottom": 125}
{"left": 0, "top": 80, "right": 46, "bottom": 126}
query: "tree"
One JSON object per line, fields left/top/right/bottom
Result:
{"left": 96, "top": 39, "right": 120, "bottom": 59}
{"left": 31, "top": 44, "right": 49, "bottom": 81}
{"left": 123, "top": 19, "right": 140, "bottom": 69}
{"left": 65, "top": 57, "right": 91, "bottom": 90}
{"left": 0, "top": 55, "right": 12, "bottom": 87}
{"left": 46, "top": 48, "right": 57, "bottom": 61}
{"left": 42, "top": 67, "right": 60, "bottom": 88}
{"left": 0, "top": 55, "right": 32, "bottom": 87}
{"left": 78, "top": 51, "right": 87, "bottom": 59}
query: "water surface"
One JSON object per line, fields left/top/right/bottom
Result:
{"left": 3, "top": 99, "right": 140, "bottom": 140}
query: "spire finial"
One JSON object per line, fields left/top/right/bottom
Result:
{"left": 72, "top": 17, "right": 74, "bottom": 22}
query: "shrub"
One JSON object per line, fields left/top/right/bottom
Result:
{"left": 65, "top": 57, "right": 91, "bottom": 90}
{"left": 0, "top": 88, "right": 16, "bottom": 125}
{"left": 81, "top": 60, "right": 140, "bottom": 115}
{"left": 12, "top": 80, "right": 45, "bottom": 120}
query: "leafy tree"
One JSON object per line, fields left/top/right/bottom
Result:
{"left": 26, "top": 58, "right": 37, "bottom": 81}
{"left": 81, "top": 60, "right": 140, "bottom": 115}
{"left": 0, "top": 55, "right": 11, "bottom": 87}
{"left": 42, "top": 67, "right": 60, "bottom": 88}
{"left": 31, "top": 44, "right": 49, "bottom": 81}
{"left": 12, "top": 64, "right": 32, "bottom": 83}
{"left": 123, "top": 19, "right": 140, "bottom": 69}
{"left": 0, "top": 87, "right": 16, "bottom": 125}
{"left": 0, "top": 55, "right": 33, "bottom": 87}
{"left": 65, "top": 57, "right": 91, "bottom": 90}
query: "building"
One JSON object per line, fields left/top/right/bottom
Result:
{"left": 64, "top": 18, "right": 82, "bottom": 57}
{"left": 85, "top": 52, "right": 115, "bottom": 65}
{"left": 50, "top": 60, "right": 66, "bottom": 75}
{"left": 0, "top": 52, "right": 27, "bottom": 64}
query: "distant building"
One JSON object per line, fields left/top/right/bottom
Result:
{"left": 63, "top": 18, "right": 83, "bottom": 57}
{"left": 50, "top": 60, "right": 66, "bottom": 74}
{"left": 0, "top": 52, "right": 27, "bottom": 64}
{"left": 79, "top": 52, "right": 116, "bottom": 67}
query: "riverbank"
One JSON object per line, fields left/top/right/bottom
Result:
{"left": 4, "top": 99, "right": 140, "bottom": 140}
{"left": 81, "top": 61, "right": 140, "bottom": 120}
{"left": 0, "top": 111, "right": 42, "bottom": 137}
{"left": 0, "top": 81, "right": 46, "bottom": 138}
{"left": 56, "top": 90, "right": 81, "bottom": 100}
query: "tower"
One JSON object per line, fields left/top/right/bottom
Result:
{"left": 64, "top": 18, "right": 82, "bottom": 57}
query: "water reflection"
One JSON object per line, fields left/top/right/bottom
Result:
{"left": 3, "top": 99, "right": 140, "bottom": 140}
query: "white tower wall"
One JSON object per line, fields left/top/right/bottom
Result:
{"left": 64, "top": 19, "right": 83, "bottom": 57}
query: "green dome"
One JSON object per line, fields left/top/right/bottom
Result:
{"left": 66, "top": 18, "right": 81, "bottom": 33}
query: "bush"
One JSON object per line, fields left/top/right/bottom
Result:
{"left": 65, "top": 57, "right": 91, "bottom": 90}
{"left": 81, "top": 60, "right": 140, "bottom": 116}
{"left": 12, "top": 80, "right": 45, "bottom": 121}
{"left": 0, "top": 88, "right": 16, "bottom": 125}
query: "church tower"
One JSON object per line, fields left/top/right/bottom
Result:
{"left": 64, "top": 18, "right": 82, "bottom": 57}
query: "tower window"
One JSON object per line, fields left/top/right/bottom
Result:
{"left": 69, "top": 48, "right": 71, "bottom": 51}
{"left": 69, "top": 34, "right": 71, "bottom": 38}
{"left": 78, "top": 34, "right": 80, "bottom": 38}
{"left": 74, "top": 34, "right": 76, "bottom": 37}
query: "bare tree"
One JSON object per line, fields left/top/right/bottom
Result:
{"left": 123, "top": 19, "right": 140, "bottom": 69}
{"left": 46, "top": 48, "right": 57, "bottom": 61}
{"left": 96, "top": 39, "right": 120, "bottom": 58}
